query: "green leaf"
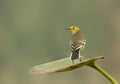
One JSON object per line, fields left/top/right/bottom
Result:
{"left": 30, "top": 56, "right": 118, "bottom": 84}
{"left": 29, "top": 56, "right": 104, "bottom": 74}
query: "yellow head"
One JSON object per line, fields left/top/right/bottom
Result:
{"left": 67, "top": 26, "right": 80, "bottom": 34}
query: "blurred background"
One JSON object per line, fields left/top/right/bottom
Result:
{"left": 0, "top": 0, "right": 120, "bottom": 84}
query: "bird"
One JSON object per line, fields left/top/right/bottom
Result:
{"left": 67, "top": 26, "right": 86, "bottom": 64}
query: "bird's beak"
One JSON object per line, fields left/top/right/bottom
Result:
{"left": 66, "top": 28, "right": 70, "bottom": 30}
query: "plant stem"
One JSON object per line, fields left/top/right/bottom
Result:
{"left": 87, "top": 62, "right": 118, "bottom": 84}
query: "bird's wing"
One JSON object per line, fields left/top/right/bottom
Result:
{"left": 70, "top": 39, "right": 86, "bottom": 52}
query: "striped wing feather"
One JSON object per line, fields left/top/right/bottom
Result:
{"left": 70, "top": 39, "right": 86, "bottom": 52}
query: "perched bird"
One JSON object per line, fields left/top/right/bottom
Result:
{"left": 67, "top": 26, "right": 86, "bottom": 64}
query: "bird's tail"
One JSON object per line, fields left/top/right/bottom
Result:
{"left": 70, "top": 49, "right": 81, "bottom": 60}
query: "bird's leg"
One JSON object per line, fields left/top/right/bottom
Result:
{"left": 72, "top": 60, "right": 74, "bottom": 64}
{"left": 79, "top": 57, "right": 82, "bottom": 62}
{"left": 79, "top": 51, "right": 82, "bottom": 62}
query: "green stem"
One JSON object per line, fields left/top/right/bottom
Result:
{"left": 87, "top": 62, "right": 118, "bottom": 84}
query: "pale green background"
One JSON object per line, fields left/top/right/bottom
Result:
{"left": 0, "top": 0, "right": 120, "bottom": 84}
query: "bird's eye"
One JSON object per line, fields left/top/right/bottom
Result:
{"left": 72, "top": 27, "right": 75, "bottom": 30}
